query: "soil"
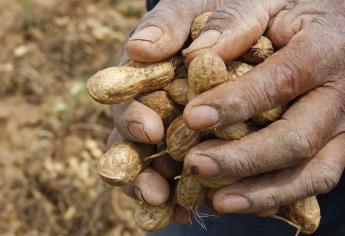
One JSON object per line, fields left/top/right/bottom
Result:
{"left": 0, "top": 0, "right": 145, "bottom": 235}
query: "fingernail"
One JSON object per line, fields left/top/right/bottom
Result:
{"left": 133, "top": 186, "right": 144, "bottom": 202}
{"left": 128, "top": 122, "right": 152, "bottom": 143}
{"left": 187, "top": 155, "right": 220, "bottom": 177}
{"left": 183, "top": 30, "right": 221, "bottom": 55}
{"left": 129, "top": 26, "right": 163, "bottom": 43}
{"left": 218, "top": 195, "right": 251, "bottom": 213}
{"left": 186, "top": 105, "right": 219, "bottom": 130}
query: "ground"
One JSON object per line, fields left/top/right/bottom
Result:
{"left": 0, "top": 0, "right": 145, "bottom": 235}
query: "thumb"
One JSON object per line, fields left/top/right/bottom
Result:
{"left": 127, "top": 0, "right": 211, "bottom": 62}
{"left": 183, "top": 0, "right": 287, "bottom": 62}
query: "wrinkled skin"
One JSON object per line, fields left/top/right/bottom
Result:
{"left": 108, "top": 0, "right": 345, "bottom": 221}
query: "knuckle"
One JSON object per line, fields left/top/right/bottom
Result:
{"left": 291, "top": 126, "right": 319, "bottom": 159}
{"left": 206, "top": 1, "right": 263, "bottom": 33}
{"left": 269, "top": 56, "right": 302, "bottom": 102}
{"left": 227, "top": 145, "right": 258, "bottom": 177}
{"left": 260, "top": 191, "right": 283, "bottom": 210}
{"left": 302, "top": 162, "right": 341, "bottom": 195}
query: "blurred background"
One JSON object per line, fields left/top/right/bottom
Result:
{"left": 0, "top": 0, "right": 145, "bottom": 235}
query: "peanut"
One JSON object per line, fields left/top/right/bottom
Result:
{"left": 87, "top": 60, "right": 175, "bottom": 104}
{"left": 282, "top": 196, "right": 321, "bottom": 234}
{"left": 164, "top": 79, "right": 189, "bottom": 106}
{"left": 135, "top": 200, "right": 175, "bottom": 232}
{"left": 152, "top": 154, "right": 182, "bottom": 180}
{"left": 176, "top": 175, "right": 205, "bottom": 210}
{"left": 166, "top": 115, "right": 200, "bottom": 161}
{"left": 252, "top": 106, "right": 284, "bottom": 126}
{"left": 213, "top": 122, "right": 252, "bottom": 140}
{"left": 190, "top": 11, "right": 212, "bottom": 40}
{"left": 97, "top": 140, "right": 154, "bottom": 186}
{"left": 241, "top": 36, "right": 274, "bottom": 64}
{"left": 138, "top": 91, "right": 180, "bottom": 126}
{"left": 188, "top": 51, "right": 229, "bottom": 101}
{"left": 226, "top": 61, "right": 253, "bottom": 81}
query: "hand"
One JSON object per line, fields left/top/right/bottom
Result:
{"left": 181, "top": 0, "right": 345, "bottom": 213}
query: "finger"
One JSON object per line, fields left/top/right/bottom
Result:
{"left": 212, "top": 133, "right": 345, "bottom": 213}
{"left": 184, "top": 31, "right": 329, "bottom": 130}
{"left": 174, "top": 205, "right": 192, "bottom": 224}
{"left": 184, "top": 88, "right": 344, "bottom": 179}
{"left": 126, "top": 0, "right": 212, "bottom": 62}
{"left": 112, "top": 100, "right": 164, "bottom": 144}
{"left": 183, "top": 0, "right": 288, "bottom": 63}
{"left": 126, "top": 168, "right": 170, "bottom": 206}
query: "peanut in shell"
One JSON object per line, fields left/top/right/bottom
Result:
{"left": 166, "top": 116, "right": 200, "bottom": 161}
{"left": 137, "top": 91, "right": 180, "bottom": 126}
{"left": 97, "top": 140, "right": 154, "bottom": 186}
{"left": 135, "top": 200, "right": 175, "bottom": 232}
{"left": 87, "top": 60, "right": 175, "bottom": 104}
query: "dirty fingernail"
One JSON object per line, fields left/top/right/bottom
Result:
{"left": 128, "top": 122, "right": 151, "bottom": 143}
{"left": 186, "top": 155, "right": 220, "bottom": 177}
{"left": 185, "top": 105, "right": 219, "bottom": 130}
{"left": 183, "top": 30, "right": 221, "bottom": 55}
{"left": 129, "top": 26, "right": 163, "bottom": 43}
{"left": 217, "top": 195, "right": 251, "bottom": 213}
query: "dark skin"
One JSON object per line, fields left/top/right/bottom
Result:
{"left": 107, "top": 0, "right": 345, "bottom": 222}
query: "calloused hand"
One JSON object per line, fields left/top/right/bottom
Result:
{"left": 182, "top": 0, "right": 345, "bottom": 213}
{"left": 109, "top": 0, "right": 345, "bottom": 221}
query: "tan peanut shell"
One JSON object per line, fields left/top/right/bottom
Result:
{"left": 213, "top": 122, "right": 252, "bottom": 140}
{"left": 87, "top": 60, "right": 175, "bottom": 104}
{"left": 283, "top": 196, "right": 321, "bottom": 234}
{"left": 176, "top": 175, "right": 205, "bottom": 209}
{"left": 167, "top": 116, "right": 200, "bottom": 161}
{"left": 199, "top": 176, "right": 240, "bottom": 189}
{"left": 190, "top": 11, "right": 212, "bottom": 40}
{"left": 188, "top": 51, "right": 229, "bottom": 100}
{"left": 138, "top": 91, "right": 180, "bottom": 126}
{"left": 252, "top": 106, "right": 283, "bottom": 125}
{"left": 241, "top": 36, "right": 274, "bottom": 64}
{"left": 226, "top": 61, "right": 253, "bottom": 81}
{"left": 135, "top": 200, "right": 175, "bottom": 232}
{"left": 97, "top": 141, "right": 154, "bottom": 186}
{"left": 152, "top": 154, "right": 182, "bottom": 180}
{"left": 164, "top": 79, "right": 189, "bottom": 105}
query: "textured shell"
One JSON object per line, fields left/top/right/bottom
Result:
{"left": 87, "top": 61, "right": 174, "bottom": 104}
{"left": 152, "top": 154, "right": 182, "bottom": 180}
{"left": 188, "top": 51, "right": 229, "bottom": 100}
{"left": 213, "top": 122, "right": 251, "bottom": 140}
{"left": 135, "top": 201, "right": 175, "bottom": 232}
{"left": 97, "top": 141, "right": 154, "bottom": 186}
{"left": 226, "top": 61, "right": 253, "bottom": 81}
{"left": 198, "top": 176, "right": 239, "bottom": 189}
{"left": 252, "top": 106, "right": 283, "bottom": 125}
{"left": 283, "top": 197, "right": 320, "bottom": 234}
{"left": 190, "top": 11, "right": 212, "bottom": 40}
{"left": 241, "top": 36, "right": 274, "bottom": 64}
{"left": 176, "top": 175, "right": 205, "bottom": 209}
{"left": 138, "top": 91, "right": 180, "bottom": 126}
{"left": 164, "top": 79, "right": 189, "bottom": 105}
{"left": 167, "top": 116, "right": 200, "bottom": 161}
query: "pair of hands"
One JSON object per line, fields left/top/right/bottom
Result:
{"left": 108, "top": 0, "right": 345, "bottom": 223}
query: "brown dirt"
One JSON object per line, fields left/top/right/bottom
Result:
{"left": 0, "top": 0, "right": 145, "bottom": 235}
